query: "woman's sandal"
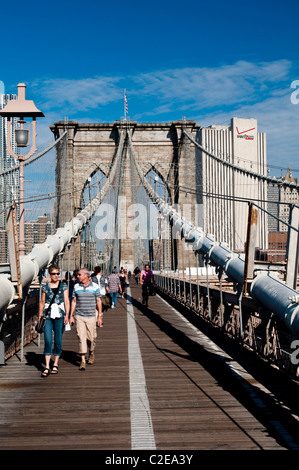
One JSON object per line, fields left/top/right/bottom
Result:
{"left": 51, "top": 366, "right": 59, "bottom": 374}
{"left": 41, "top": 368, "right": 50, "bottom": 377}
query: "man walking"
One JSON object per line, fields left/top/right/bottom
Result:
{"left": 70, "top": 267, "right": 103, "bottom": 370}
{"left": 107, "top": 269, "right": 121, "bottom": 308}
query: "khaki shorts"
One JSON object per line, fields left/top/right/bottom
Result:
{"left": 75, "top": 315, "right": 97, "bottom": 355}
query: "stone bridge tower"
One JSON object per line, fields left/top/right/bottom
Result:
{"left": 50, "top": 120, "right": 199, "bottom": 271}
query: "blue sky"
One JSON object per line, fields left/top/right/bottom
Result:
{"left": 1, "top": 0, "right": 299, "bottom": 176}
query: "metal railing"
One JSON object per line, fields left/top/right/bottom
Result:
{"left": 128, "top": 129, "right": 299, "bottom": 337}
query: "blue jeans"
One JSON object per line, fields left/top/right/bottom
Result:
{"left": 110, "top": 292, "right": 117, "bottom": 307}
{"left": 44, "top": 317, "right": 64, "bottom": 356}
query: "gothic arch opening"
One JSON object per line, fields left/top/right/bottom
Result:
{"left": 141, "top": 168, "right": 175, "bottom": 271}
{"left": 79, "top": 168, "right": 107, "bottom": 269}
{"left": 80, "top": 168, "right": 107, "bottom": 209}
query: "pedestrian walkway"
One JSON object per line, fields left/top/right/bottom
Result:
{"left": 0, "top": 283, "right": 287, "bottom": 450}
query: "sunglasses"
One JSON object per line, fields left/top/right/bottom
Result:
{"left": 50, "top": 272, "right": 60, "bottom": 275}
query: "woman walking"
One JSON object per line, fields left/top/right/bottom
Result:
{"left": 119, "top": 268, "right": 127, "bottom": 298}
{"left": 38, "top": 264, "right": 70, "bottom": 377}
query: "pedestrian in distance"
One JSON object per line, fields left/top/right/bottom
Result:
{"left": 134, "top": 266, "right": 140, "bottom": 284}
{"left": 91, "top": 266, "right": 110, "bottom": 316}
{"left": 63, "top": 271, "right": 75, "bottom": 303}
{"left": 118, "top": 268, "right": 127, "bottom": 298}
{"left": 69, "top": 267, "right": 103, "bottom": 370}
{"left": 91, "top": 265, "right": 108, "bottom": 296}
{"left": 38, "top": 264, "right": 70, "bottom": 377}
{"left": 107, "top": 269, "right": 121, "bottom": 308}
{"left": 140, "top": 264, "right": 155, "bottom": 305}
{"left": 73, "top": 269, "right": 80, "bottom": 284}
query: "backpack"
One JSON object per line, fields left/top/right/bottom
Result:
{"left": 101, "top": 294, "right": 112, "bottom": 310}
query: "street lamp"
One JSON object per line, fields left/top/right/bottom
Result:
{"left": 0, "top": 83, "right": 44, "bottom": 256}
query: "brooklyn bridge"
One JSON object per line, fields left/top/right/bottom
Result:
{"left": 0, "top": 105, "right": 299, "bottom": 451}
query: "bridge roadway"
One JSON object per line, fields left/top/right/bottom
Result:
{"left": 1, "top": 282, "right": 299, "bottom": 452}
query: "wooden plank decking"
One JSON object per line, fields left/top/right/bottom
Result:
{"left": 0, "top": 282, "right": 298, "bottom": 451}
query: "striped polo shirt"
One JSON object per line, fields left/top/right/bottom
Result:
{"left": 72, "top": 281, "right": 101, "bottom": 317}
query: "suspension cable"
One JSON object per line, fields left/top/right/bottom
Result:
{"left": 0, "top": 130, "right": 67, "bottom": 177}
{"left": 183, "top": 129, "right": 299, "bottom": 191}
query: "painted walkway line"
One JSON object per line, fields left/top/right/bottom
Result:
{"left": 126, "top": 285, "right": 156, "bottom": 450}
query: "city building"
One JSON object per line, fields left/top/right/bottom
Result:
{"left": 278, "top": 167, "right": 298, "bottom": 232}
{"left": 0, "top": 215, "right": 53, "bottom": 264}
{"left": 261, "top": 167, "right": 298, "bottom": 264}
{"left": 197, "top": 117, "right": 268, "bottom": 252}
{"left": 267, "top": 183, "right": 280, "bottom": 232}
{"left": 24, "top": 215, "right": 53, "bottom": 253}
{"left": 0, "top": 81, "right": 20, "bottom": 230}
{"left": 0, "top": 230, "right": 8, "bottom": 264}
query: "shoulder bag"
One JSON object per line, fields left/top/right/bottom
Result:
{"left": 35, "top": 282, "right": 61, "bottom": 333}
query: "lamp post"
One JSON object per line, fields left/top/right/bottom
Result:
{"left": 0, "top": 83, "right": 44, "bottom": 256}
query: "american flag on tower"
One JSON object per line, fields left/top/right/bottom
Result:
{"left": 125, "top": 90, "right": 128, "bottom": 115}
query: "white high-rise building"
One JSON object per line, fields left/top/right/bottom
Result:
{"left": 0, "top": 80, "right": 20, "bottom": 229}
{"left": 197, "top": 117, "right": 268, "bottom": 252}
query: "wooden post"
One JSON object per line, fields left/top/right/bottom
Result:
{"left": 286, "top": 205, "right": 299, "bottom": 289}
{"left": 242, "top": 203, "right": 258, "bottom": 295}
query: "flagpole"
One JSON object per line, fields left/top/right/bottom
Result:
{"left": 124, "top": 89, "right": 126, "bottom": 121}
